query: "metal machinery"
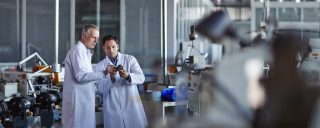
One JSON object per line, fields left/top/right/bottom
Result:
{"left": 36, "top": 92, "right": 60, "bottom": 128}
{"left": 187, "top": 73, "right": 201, "bottom": 117}
{"left": 0, "top": 52, "right": 62, "bottom": 128}
{"left": 183, "top": 70, "right": 214, "bottom": 118}
{"left": 6, "top": 96, "right": 36, "bottom": 128}
{"left": 170, "top": 25, "right": 213, "bottom": 118}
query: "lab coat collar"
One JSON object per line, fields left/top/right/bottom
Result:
{"left": 78, "top": 41, "right": 93, "bottom": 55}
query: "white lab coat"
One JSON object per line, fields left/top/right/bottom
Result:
{"left": 95, "top": 52, "right": 147, "bottom": 128}
{"left": 62, "top": 41, "right": 105, "bottom": 128}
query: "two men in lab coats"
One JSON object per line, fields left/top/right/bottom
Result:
{"left": 62, "top": 24, "right": 108, "bottom": 128}
{"left": 95, "top": 35, "right": 148, "bottom": 128}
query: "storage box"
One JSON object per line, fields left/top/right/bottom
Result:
{"left": 0, "top": 82, "right": 18, "bottom": 97}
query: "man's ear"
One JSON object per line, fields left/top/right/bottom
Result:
{"left": 81, "top": 34, "right": 86, "bottom": 39}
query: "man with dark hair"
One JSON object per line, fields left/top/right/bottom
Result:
{"left": 96, "top": 34, "right": 148, "bottom": 128}
{"left": 62, "top": 24, "right": 108, "bottom": 128}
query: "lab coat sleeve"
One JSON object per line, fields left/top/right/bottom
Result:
{"left": 95, "top": 78, "right": 116, "bottom": 94}
{"left": 125, "top": 56, "right": 145, "bottom": 85}
{"left": 95, "top": 62, "right": 116, "bottom": 94}
{"left": 71, "top": 49, "right": 104, "bottom": 83}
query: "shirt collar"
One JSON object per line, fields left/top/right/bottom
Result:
{"left": 78, "top": 41, "right": 92, "bottom": 55}
{"left": 105, "top": 52, "right": 122, "bottom": 65}
{"left": 109, "top": 55, "right": 118, "bottom": 64}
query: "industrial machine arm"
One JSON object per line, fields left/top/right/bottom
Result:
{"left": 18, "top": 52, "right": 48, "bottom": 69}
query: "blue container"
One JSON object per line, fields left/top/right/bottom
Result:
{"left": 161, "top": 88, "right": 176, "bottom": 101}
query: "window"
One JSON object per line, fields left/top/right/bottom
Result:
{"left": 123, "top": 0, "right": 161, "bottom": 71}
{"left": 75, "top": 0, "right": 120, "bottom": 63}
{"left": 0, "top": 0, "right": 70, "bottom": 66}
{"left": 0, "top": 0, "right": 20, "bottom": 62}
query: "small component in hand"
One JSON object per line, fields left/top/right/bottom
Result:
{"left": 116, "top": 65, "right": 123, "bottom": 71}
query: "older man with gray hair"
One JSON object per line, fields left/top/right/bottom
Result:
{"left": 62, "top": 24, "right": 108, "bottom": 128}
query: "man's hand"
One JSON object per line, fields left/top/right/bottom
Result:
{"left": 103, "top": 68, "right": 108, "bottom": 76}
{"left": 118, "top": 69, "right": 129, "bottom": 79}
{"left": 107, "top": 65, "right": 117, "bottom": 83}
{"left": 107, "top": 65, "right": 117, "bottom": 74}
{"left": 104, "top": 65, "right": 116, "bottom": 76}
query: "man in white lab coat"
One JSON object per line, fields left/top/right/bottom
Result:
{"left": 62, "top": 24, "right": 108, "bottom": 128}
{"left": 95, "top": 35, "right": 147, "bottom": 128}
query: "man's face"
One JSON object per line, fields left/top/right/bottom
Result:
{"left": 103, "top": 39, "right": 119, "bottom": 58}
{"left": 82, "top": 28, "right": 99, "bottom": 49}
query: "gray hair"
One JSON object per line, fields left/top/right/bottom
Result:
{"left": 81, "top": 24, "right": 98, "bottom": 36}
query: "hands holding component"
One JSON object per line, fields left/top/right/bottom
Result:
{"left": 105, "top": 65, "right": 129, "bottom": 82}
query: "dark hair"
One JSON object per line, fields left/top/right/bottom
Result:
{"left": 102, "top": 35, "right": 119, "bottom": 46}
